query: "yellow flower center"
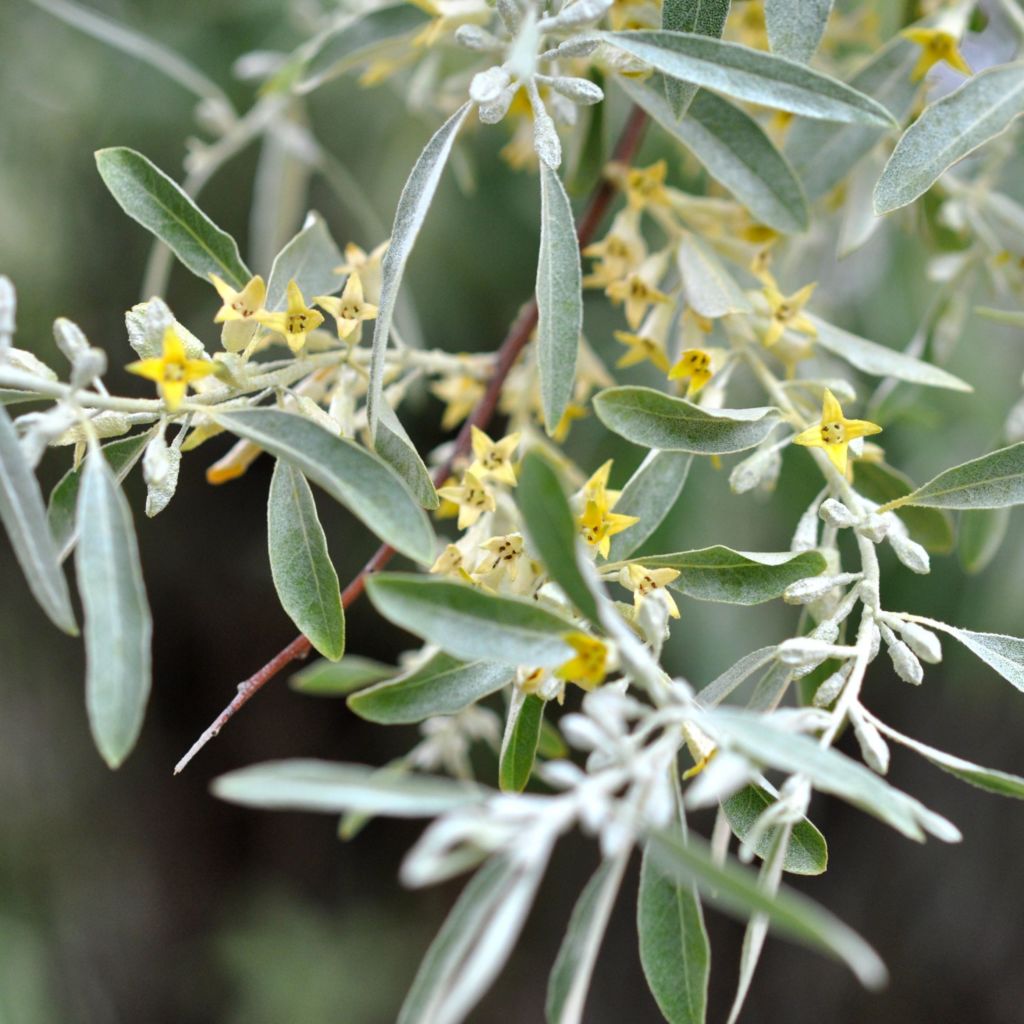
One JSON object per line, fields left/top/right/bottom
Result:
{"left": 820, "top": 420, "right": 846, "bottom": 444}
{"left": 286, "top": 311, "right": 311, "bottom": 334}
{"left": 232, "top": 299, "right": 256, "bottom": 318}
{"left": 164, "top": 361, "right": 185, "bottom": 382}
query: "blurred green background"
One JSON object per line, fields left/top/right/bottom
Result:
{"left": 2, "top": 1, "right": 1024, "bottom": 1022}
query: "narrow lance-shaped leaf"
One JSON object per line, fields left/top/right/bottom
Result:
{"left": 875, "top": 62, "right": 1024, "bottom": 215}
{"left": 638, "top": 841, "right": 710, "bottom": 1024}
{"left": 95, "top": 147, "right": 250, "bottom": 289}
{"left": 881, "top": 442, "right": 1024, "bottom": 512}
{"left": 517, "top": 451, "right": 599, "bottom": 622}
{"left": 365, "top": 573, "right": 577, "bottom": 667}
{"left": 367, "top": 103, "right": 472, "bottom": 442}
{"left": 0, "top": 404, "right": 77, "bottom": 633}
{"left": 499, "top": 691, "right": 545, "bottom": 793}
{"left": 918, "top": 618, "right": 1024, "bottom": 693}
{"left": 618, "top": 77, "right": 808, "bottom": 234}
{"left": 211, "top": 408, "right": 435, "bottom": 565}
{"left": 268, "top": 460, "right": 345, "bottom": 662}
{"left": 75, "top": 448, "right": 152, "bottom": 768}
{"left": 537, "top": 163, "right": 582, "bottom": 435}
{"left": 291, "top": 655, "right": 393, "bottom": 696}
{"left": 608, "top": 450, "right": 692, "bottom": 561}
{"left": 594, "top": 386, "right": 781, "bottom": 454}
{"left": 264, "top": 211, "right": 344, "bottom": 310}
{"left": 603, "top": 31, "right": 896, "bottom": 126}
{"left": 677, "top": 233, "right": 751, "bottom": 317}
{"left": 764, "top": 0, "right": 833, "bottom": 63}
{"left": 661, "top": 0, "right": 731, "bottom": 117}
{"left": 647, "top": 829, "right": 887, "bottom": 989}
{"left": 349, "top": 652, "right": 514, "bottom": 724}
{"left": 376, "top": 399, "right": 439, "bottom": 509}
{"left": 637, "top": 547, "right": 827, "bottom": 605}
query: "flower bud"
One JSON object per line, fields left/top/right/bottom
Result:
{"left": 855, "top": 513, "right": 890, "bottom": 543}
{"left": 783, "top": 573, "right": 859, "bottom": 606}
{"left": 540, "top": 0, "right": 613, "bottom": 30}
{"left": 541, "top": 75, "right": 604, "bottom": 105}
{"left": 849, "top": 706, "right": 890, "bottom": 774}
{"left": 896, "top": 621, "right": 943, "bottom": 664}
{"left": 454, "top": 24, "right": 502, "bottom": 51}
{"left": 470, "top": 66, "right": 512, "bottom": 105}
{"left": 888, "top": 532, "right": 930, "bottom": 574}
{"left": 777, "top": 637, "right": 839, "bottom": 668}
{"left": 790, "top": 502, "right": 820, "bottom": 552}
{"left": 729, "top": 447, "right": 782, "bottom": 495}
{"left": 888, "top": 640, "right": 924, "bottom": 685}
{"left": 813, "top": 664, "right": 851, "bottom": 707}
{"left": 819, "top": 498, "right": 856, "bottom": 528}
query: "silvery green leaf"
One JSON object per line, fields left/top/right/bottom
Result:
{"left": 349, "top": 652, "right": 513, "bottom": 724}
{"left": 144, "top": 442, "right": 180, "bottom": 518}
{"left": 398, "top": 854, "right": 547, "bottom": 1024}
{"left": 376, "top": 400, "right": 439, "bottom": 509}
{"left": 637, "top": 841, "right": 709, "bottom": 1024}
{"left": 48, "top": 431, "right": 151, "bottom": 559}
{"left": 836, "top": 150, "right": 885, "bottom": 258}
{"left": 295, "top": 4, "right": 431, "bottom": 93}
{"left": 213, "top": 759, "right": 483, "bottom": 816}
{"left": 95, "top": 147, "right": 251, "bottom": 289}
{"left": 874, "top": 719, "right": 1024, "bottom": 799}
{"left": 268, "top": 460, "right": 345, "bottom": 661}
{"left": 677, "top": 234, "right": 751, "bottom": 317}
{"left": 0, "top": 274, "right": 15, "bottom": 354}
{"left": 264, "top": 211, "right": 344, "bottom": 311}
{"left": 537, "top": 164, "right": 582, "bottom": 432}
{"left": 608, "top": 450, "right": 692, "bottom": 561}
{"left": 540, "top": 0, "right": 613, "bottom": 31}
{"left": 548, "top": 855, "right": 628, "bottom": 1024}
{"left": 810, "top": 316, "right": 972, "bottom": 392}
{"left": 594, "top": 386, "right": 781, "bottom": 454}
{"left": 958, "top": 506, "right": 1011, "bottom": 574}
{"left": 883, "top": 441, "right": 1024, "bottom": 511}
{"left": 291, "top": 655, "right": 393, "bottom": 696}
{"left": 721, "top": 784, "right": 828, "bottom": 875}
{"left": 785, "top": 33, "right": 917, "bottom": 200}
{"left": 532, "top": 87, "right": 563, "bottom": 168}
{"left": 764, "top": 0, "right": 833, "bottom": 63}
{"left": 211, "top": 408, "right": 435, "bottom": 565}
{"left": 660, "top": 0, "right": 730, "bottom": 117}
{"left": 517, "top": 451, "right": 599, "bottom": 622}
{"left": 647, "top": 829, "right": 887, "bottom": 988}
{"left": 852, "top": 461, "right": 954, "bottom": 554}
{"left": 924, "top": 620, "right": 1024, "bottom": 692}
{"left": 499, "top": 691, "right": 545, "bottom": 792}
{"left": 603, "top": 31, "right": 895, "bottom": 126}
{"left": 368, "top": 103, "right": 472, "bottom": 441}
{"left": 638, "top": 547, "right": 827, "bottom": 605}
{"left": 0, "top": 404, "right": 77, "bottom": 633}
{"left": 875, "top": 62, "right": 1024, "bottom": 215}
{"left": 698, "top": 646, "right": 777, "bottom": 707}
{"left": 125, "top": 298, "right": 205, "bottom": 360}
{"left": 365, "top": 573, "right": 577, "bottom": 666}
{"left": 75, "top": 448, "right": 152, "bottom": 768}
{"left": 702, "top": 708, "right": 961, "bottom": 842}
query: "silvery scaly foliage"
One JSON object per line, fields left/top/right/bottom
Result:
{"left": 6, "top": 1, "right": 1024, "bottom": 1022}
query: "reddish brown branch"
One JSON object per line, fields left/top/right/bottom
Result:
{"left": 174, "top": 106, "right": 649, "bottom": 775}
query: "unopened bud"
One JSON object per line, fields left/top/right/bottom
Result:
{"left": 896, "top": 621, "right": 943, "bottom": 664}
{"left": 540, "top": 0, "right": 613, "bottom": 31}
{"left": 470, "top": 66, "right": 512, "bottom": 105}
{"left": 888, "top": 640, "right": 924, "bottom": 685}
{"left": 777, "top": 637, "right": 839, "bottom": 668}
{"left": 813, "top": 664, "right": 851, "bottom": 707}
{"left": 819, "top": 498, "right": 856, "bottom": 528}
{"left": 855, "top": 514, "right": 890, "bottom": 543}
{"left": 791, "top": 502, "right": 820, "bottom": 552}
{"left": 849, "top": 705, "right": 890, "bottom": 774}
{"left": 889, "top": 532, "right": 930, "bottom": 574}
{"left": 730, "top": 447, "right": 782, "bottom": 494}
{"left": 783, "top": 572, "right": 860, "bottom": 606}
{"left": 454, "top": 24, "right": 502, "bottom": 51}
{"left": 540, "top": 75, "right": 604, "bottom": 105}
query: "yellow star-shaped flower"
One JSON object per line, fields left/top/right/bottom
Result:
{"left": 668, "top": 348, "right": 715, "bottom": 398}
{"left": 578, "top": 498, "right": 639, "bottom": 559}
{"left": 792, "top": 388, "right": 882, "bottom": 475}
{"left": 431, "top": 374, "right": 485, "bottom": 431}
{"left": 625, "top": 160, "right": 670, "bottom": 211}
{"left": 475, "top": 533, "right": 524, "bottom": 580}
{"left": 315, "top": 272, "right": 378, "bottom": 342}
{"left": 902, "top": 27, "right": 972, "bottom": 83}
{"left": 763, "top": 277, "right": 817, "bottom": 348}
{"left": 256, "top": 280, "right": 324, "bottom": 354}
{"left": 210, "top": 273, "right": 266, "bottom": 324}
{"left": 582, "top": 209, "right": 646, "bottom": 289}
{"left": 614, "top": 330, "right": 671, "bottom": 373}
{"left": 126, "top": 327, "right": 214, "bottom": 411}
{"left": 555, "top": 632, "right": 610, "bottom": 691}
{"left": 621, "top": 564, "right": 681, "bottom": 619}
{"left": 606, "top": 271, "right": 672, "bottom": 331}
{"left": 436, "top": 471, "right": 496, "bottom": 530}
{"left": 468, "top": 426, "right": 521, "bottom": 487}
{"left": 334, "top": 240, "right": 387, "bottom": 304}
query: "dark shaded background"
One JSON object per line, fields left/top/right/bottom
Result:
{"left": 2, "top": 2, "right": 1023, "bottom": 1022}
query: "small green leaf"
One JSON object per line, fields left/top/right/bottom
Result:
{"left": 875, "top": 62, "right": 1024, "bottom": 214}
{"left": 212, "top": 759, "right": 482, "bottom": 816}
{"left": 537, "top": 164, "right": 582, "bottom": 435}
{"left": 660, "top": 0, "right": 731, "bottom": 117}
{"left": 647, "top": 829, "right": 887, "bottom": 989}
{"left": 376, "top": 401, "right": 439, "bottom": 509}
{"left": 618, "top": 77, "right": 809, "bottom": 234}
{"left": 368, "top": 103, "right": 472, "bottom": 441}
{"left": 500, "top": 693, "right": 545, "bottom": 793}
{"left": 365, "top": 574, "right": 577, "bottom": 667}
{"left": 95, "top": 147, "right": 250, "bottom": 289}
{"left": 517, "top": 451, "right": 599, "bottom": 622}
{"left": 211, "top": 408, "right": 435, "bottom": 565}
{"left": 537, "top": 718, "right": 568, "bottom": 760}
{"left": 594, "top": 386, "right": 781, "bottom": 454}
{"left": 604, "top": 30, "right": 895, "bottom": 126}
{"left": 264, "top": 211, "right": 344, "bottom": 311}
{"left": 607, "top": 450, "right": 693, "bottom": 562}
{"left": 882, "top": 441, "right": 1024, "bottom": 512}
{"left": 0, "top": 404, "right": 77, "bottom": 634}
{"left": 958, "top": 506, "right": 1011, "bottom": 574}
{"left": 75, "top": 448, "right": 152, "bottom": 768}
{"left": 348, "top": 652, "right": 514, "bottom": 724}
{"left": 638, "top": 547, "right": 827, "bottom": 605}
{"left": 721, "top": 784, "right": 828, "bottom": 875}
{"left": 268, "top": 461, "right": 345, "bottom": 661}
{"left": 764, "top": 0, "right": 833, "bottom": 63}
{"left": 852, "top": 461, "right": 954, "bottom": 554}
{"left": 290, "top": 655, "right": 393, "bottom": 695}
{"left": 637, "top": 842, "right": 710, "bottom": 1024}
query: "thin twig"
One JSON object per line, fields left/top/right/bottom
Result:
{"left": 174, "top": 106, "right": 649, "bottom": 775}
